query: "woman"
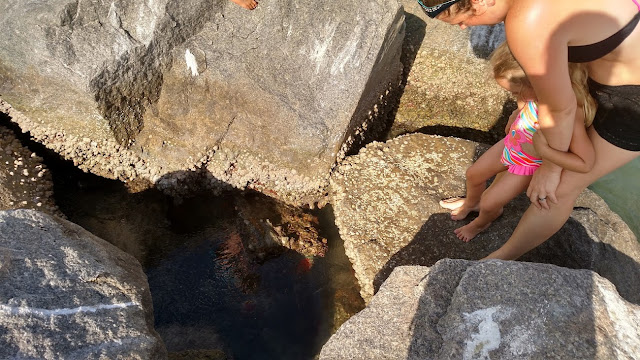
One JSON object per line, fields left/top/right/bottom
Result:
{"left": 418, "top": 0, "right": 640, "bottom": 259}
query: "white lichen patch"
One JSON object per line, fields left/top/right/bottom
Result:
{"left": 0, "top": 302, "right": 138, "bottom": 317}
{"left": 185, "top": 49, "right": 199, "bottom": 76}
{"left": 463, "top": 306, "right": 502, "bottom": 360}
{"left": 308, "top": 21, "right": 338, "bottom": 73}
{"left": 505, "top": 320, "right": 545, "bottom": 357}
{"left": 331, "top": 26, "right": 361, "bottom": 75}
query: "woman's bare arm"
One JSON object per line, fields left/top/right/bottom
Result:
{"left": 505, "top": 3, "right": 578, "bottom": 207}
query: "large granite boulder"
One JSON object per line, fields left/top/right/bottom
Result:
{"left": 0, "top": 123, "right": 59, "bottom": 215}
{"left": 0, "top": 0, "right": 404, "bottom": 206}
{"left": 0, "top": 209, "right": 166, "bottom": 359}
{"left": 330, "top": 133, "right": 640, "bottom": 304}
{"left": 319, "top": 260, "right": 640, "bottom": 359}
{"left": 390, "top": 0, "right": 511, "bottom": 142}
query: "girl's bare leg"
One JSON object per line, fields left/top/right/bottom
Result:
{"left": 484, "top": 127, "right": 640, "bottom": 260}
{"left": 440, "top": 140, "right": 507, "bottom": 220}
{"left": 455, "top": 171, "right": 532, "bottom": 242}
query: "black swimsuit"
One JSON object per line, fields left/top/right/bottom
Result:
{"left": 567, "top": 12, "right": 640, "bottom": 151}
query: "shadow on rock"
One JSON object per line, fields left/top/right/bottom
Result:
{"left": 415, "top": 98, "right": 517, "bottom": 145}
{"left": 401, "top": 12, "right": 427, "bottom": 87}
{"left": 347, "top": 11, "right": 427, "bottom": 156}
{"left": 374, "top": 193, "right": 640, "bottom": 306}
{"left": 405, "top": 259, "right": 628, "bottom": 359}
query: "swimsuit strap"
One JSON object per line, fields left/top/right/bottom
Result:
{"left": 634, "top": 0, "right": 640, "bottom": 11}
{"left": 568, "top": 12, "right": 640, "bottom": 62}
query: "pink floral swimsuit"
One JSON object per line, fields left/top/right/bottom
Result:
{"left": 501, "top": 101, "right": 542, "bottom": 176}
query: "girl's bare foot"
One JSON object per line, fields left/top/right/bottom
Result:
{"left": 454, "top": 220, "right": 491, "bottom": 242}
{"left": 230, "top": 0, "right": 258, "bottom": 10}
{"left": 439, "top": 197, "right": 466, "bottom": 209}
{"left": 454, "top": 208, "right": 503, "bottom": 242}
{"left": 439, "top": 197, "right": 479, "bottom": 220}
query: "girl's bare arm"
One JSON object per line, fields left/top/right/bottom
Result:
{"left": 505, "top": 108, "right": 519, "bottom": 135}
{"left": 532, "top": 111, "right": 595, "bottom": 173}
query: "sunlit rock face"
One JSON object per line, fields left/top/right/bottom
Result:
{"left": 0, "top": 209, "right": 166, "bottom": 359}
{"left": 330, "top": 133, "right": 640, "bottom": 303}
{"left": 319, "top": 260, "right": 640, "bottom": 360}
{"left": 0, "top": 0, "right": 404, "bottom": 206}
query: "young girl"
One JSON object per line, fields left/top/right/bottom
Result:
{"left": 440, "top": 42, "right": 597, "bottom": 242}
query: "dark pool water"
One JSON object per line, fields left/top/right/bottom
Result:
{"left": 46, "top": 156, "right": 364, "bottom": 359}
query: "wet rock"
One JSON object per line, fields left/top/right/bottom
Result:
{"left": 0, "top": 209, "right": 167, "bottom": 359}
{"left": 329, "top": 133, "right": 640, "bottom": 304}
{"left": 319, "top": 260, "right": 640, "bottom": 359}
{"left": 235, "top": 193, "right": 328, "bottom": 258}
{"left": 0, "top": 0, "right": 405, "bottom": 206}
{"left": 0, "top": 125, "right": 60, "bottom": 216}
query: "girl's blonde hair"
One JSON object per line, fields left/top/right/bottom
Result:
{"left": 490, "top": 42, "right": 596, "bottom": 126}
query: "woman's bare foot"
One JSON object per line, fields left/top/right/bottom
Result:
{"left": 439, "top": 197, "right": 479, "bottom": 220}
{"left": 454, "top": 220, "right": 491, "bottom": 242}
{"left": 230, "top": 0, "right": 258, "bottom": 10}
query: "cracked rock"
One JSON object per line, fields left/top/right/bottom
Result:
{"left": 319, "top": 260, "right": 640, "bottom": 360}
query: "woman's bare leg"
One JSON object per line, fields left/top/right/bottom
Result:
{"left": 484, "top": 127, "right": 640, "bottom": 260}
{"left": 455, "top": 171, "right": 532, "bottom": 242}
{"left": 440, "top": 140, "right": 507, "bottom": 220}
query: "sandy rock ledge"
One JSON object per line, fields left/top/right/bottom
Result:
{"left": 330, "top": 133, "right": 640, "bottom": 304}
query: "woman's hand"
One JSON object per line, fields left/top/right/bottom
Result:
{"left": 528, "top": 122, "right": 566, "bottom": 209}
{"left": 527, "top": 162, "right": 561, "bottom": 210}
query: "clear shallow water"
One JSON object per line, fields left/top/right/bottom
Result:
{"left": 589, "top": 158, "right": 640, "bottom": 240}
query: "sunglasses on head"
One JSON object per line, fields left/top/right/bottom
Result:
{"left": 417, "top": 0, "right": 463, "bottom": 18}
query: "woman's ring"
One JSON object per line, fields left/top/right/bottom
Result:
{"left": 539, "top": 197, "right": 546, "bottom": 201}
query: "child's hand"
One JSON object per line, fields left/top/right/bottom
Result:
{"left": 532, "top": 123, "right": 549, "bottom": 153}
{"left": 505, "top": 109, "right": 518, "bottom": 134}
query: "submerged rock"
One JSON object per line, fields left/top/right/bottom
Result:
{"left": 0, "top": 209, "right": 167, "bottom": 359}
{"left": 319, "top": 260, "right": 640, "bottom": 359}
{"left": 235, "top": 192, "right": 328, "bottom": 258}
{"left": 330, "top": 133, "right": 640, "bottom": 304}
{"left": 0, "top": 0, "right": 404, "bottom": 206}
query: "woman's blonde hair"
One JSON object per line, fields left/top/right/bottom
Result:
{"left": 490, "top": 42, "right": 596, "bottom": 126}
